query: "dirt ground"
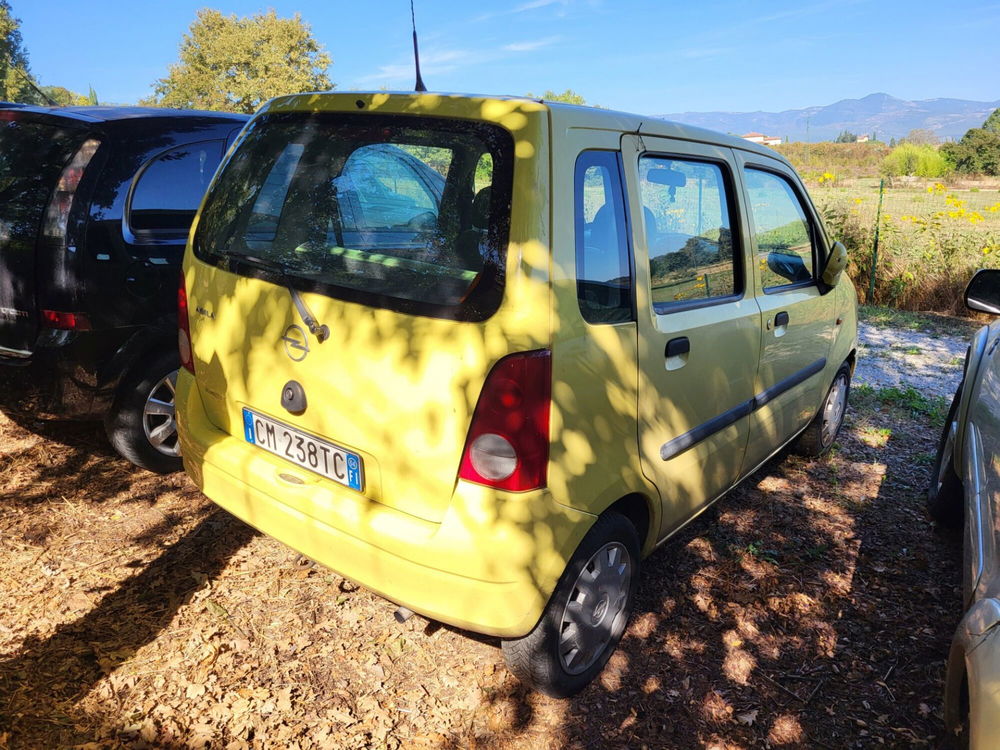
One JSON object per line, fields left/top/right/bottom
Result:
{"left": 0, "top": 346, "right": 963, "bottom": 748}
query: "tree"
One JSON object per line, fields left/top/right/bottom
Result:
{"left": 903, "top": 128, "right": 938, "bottom": 145}
{"left": 526, "top": 89, "right": 588, "bottom": 106}
{"left": 147, "top": 9, "right": 332, "bottom": 113}
{"left": 40, "top": 85, "right": 88, "bottom": 106}
{"left": 0, "top": 1, "right": 43, "bottom": 104}
{"left": 834, "top": 130, "right": 857, "bottom": 143}
{"left": 941, "top": 128, "right": 1000, "bottom": 175}
{"left": 983, "top": 107, "right": 1000, "bottom": 134}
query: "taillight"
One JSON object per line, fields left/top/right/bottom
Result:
{"left": 40, "top": 310, "right": 90, "bottom": 330}
{"left": 178, "top": 272, "right": 195, "bottom": 374}
{"left": 458, "top": 350, "right": 551, "bottom": 492}
{"left": 42, "top": 138, "right": 100, "bottom": 240}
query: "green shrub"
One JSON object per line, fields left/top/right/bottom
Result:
{"left": 882, "top": 143, "right": 951, "bottom": 178}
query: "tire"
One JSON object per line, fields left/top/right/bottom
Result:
{"left": 928, "top": 386, "right": 964, "bottom": 528}
{"left": 501, "top": 512, "right": 640, "bottom": 698}
{"left": 104, "top": 349, "right": 183, "bottom": 474}
{"left": 793, "top": 363, "right": 851, "bottom": 458}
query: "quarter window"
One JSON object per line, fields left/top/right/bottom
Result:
{"left": 130, "top": 140, "right": 224, "bottom": 238}
{"left": 744, "top": 169, "right": 815, "bottom": 289}
{"left": 575, "top": 151, "right": 632, "bottom": 324}
{"left": 639, "top": 157, "right": 738, "bottom": 311}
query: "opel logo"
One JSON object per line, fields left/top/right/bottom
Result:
{"left": 281, "top": 324, "right": 310, "bottom": 362}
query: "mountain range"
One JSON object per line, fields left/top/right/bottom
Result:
{"left": 657, "top": 93, "right": 999, "bottom": 142}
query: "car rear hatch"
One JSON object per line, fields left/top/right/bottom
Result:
{"left": 185, "top": 96, "right": 550, "bottom": 523}
{"left": 0, "top": 109, "right": 98, "bottom": 357}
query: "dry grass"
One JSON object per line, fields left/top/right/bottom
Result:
{"left": 813, "top": 181, "right": 1000, "bottom": 312}
{"left": 0, "top": 394, "right": 961, "bottom": 748}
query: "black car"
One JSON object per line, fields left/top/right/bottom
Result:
{"left": 0, "top": 104, "right": 247, "bottom": 472}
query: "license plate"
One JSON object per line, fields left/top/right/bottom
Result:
{"left": 242, "top": 408, "right": 364, "bottom": 491}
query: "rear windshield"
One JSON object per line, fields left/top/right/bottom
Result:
{"left": 0, "top": 117, "right": 86, "bottom": 245}
{"left": 194, "top": 112, "right": 515, "bottom": 321}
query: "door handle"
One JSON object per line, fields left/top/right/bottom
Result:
{"left": 774, "top": 311, "right": 790, "bottom": 327}
{"left": 665, "top": 337, "right": 690, "bottom": 358}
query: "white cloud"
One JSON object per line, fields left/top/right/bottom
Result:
{"left": 503, "top": 36, "right": 562, "bottom": 52}
{"left": 356, "top": 48, "right": 482, "bottom": 86}
{"left": 514, "top": 0, "right": 568, "bottom": 11}
{"left": 473, "top": 0, "right": 576, "bottom": 23}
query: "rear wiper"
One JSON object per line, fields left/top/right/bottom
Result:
{"left": 220, "top": 252, "right": 330, "bottom": 343}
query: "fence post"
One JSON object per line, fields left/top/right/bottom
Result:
{"left": 868, "top": 178, "right": 885, "bottom": 304}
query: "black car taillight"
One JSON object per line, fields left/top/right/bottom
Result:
{"left": 42, "top": 138, "right": 100, "bottom": 240}
{"left": 39, "top": 310, "right": 91, "bottom": 330}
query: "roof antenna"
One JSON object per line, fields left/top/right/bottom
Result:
{"left": 410, "top": 0, "right": 427, "bottom": 92}
{"left": 9, "top": 66, "right": 57, "bottom": 106}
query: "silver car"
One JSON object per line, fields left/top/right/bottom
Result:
{"left": 930, "top": 269, "right": 1000, "bottom": 746}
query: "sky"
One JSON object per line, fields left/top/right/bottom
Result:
{"left": 13, "top": 0, "right": 1000, "bottom": 115}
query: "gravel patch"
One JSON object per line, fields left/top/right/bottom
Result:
{"left": 854, "top": 320, "right": 968, "bottom": 398}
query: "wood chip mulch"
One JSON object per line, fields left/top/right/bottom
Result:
{"left": 0, "top": 393, "right": 959, "bottom": 749}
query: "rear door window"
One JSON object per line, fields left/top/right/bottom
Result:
{"left": 194, "top": 113, "right": 514, "bottom": 321}
{"left": 129, "top": 140, "right": 224, "bottom": 239}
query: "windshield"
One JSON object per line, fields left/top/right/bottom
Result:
{"left": 194, "top": 112, "right": 514, "bottom": 321}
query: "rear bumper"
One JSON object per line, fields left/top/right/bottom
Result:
{"left": 176, "top": 370, "right": 594, "bottom": 637}
{"left": 0, "top": 325, "right": 169, "bottom": 420}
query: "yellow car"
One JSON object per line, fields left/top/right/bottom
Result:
{"left": 177, "top": 92, "right": 857, "bottom": 696}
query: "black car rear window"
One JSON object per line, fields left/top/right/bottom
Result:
{"left": 0, "top": 116, "right": 86, "bottom": 245}
{"left": 193, "top": 112, "right": 514, "bottom": 322}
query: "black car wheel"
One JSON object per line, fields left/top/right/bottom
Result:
{"left": 793, "top": 363, "right": 851, "bottom": 457}
{"left": 928, "top": 386, "right": 964, "bottom": 528}
{"left": 501, "top": 512, "right": 640, "bottom": 698}
{"left": 105, "top": 349, "right": 183, "bottom": 474}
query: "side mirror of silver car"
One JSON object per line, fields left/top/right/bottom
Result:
{"left": 965, "top": 269, "right": 1000, "bottom": 315}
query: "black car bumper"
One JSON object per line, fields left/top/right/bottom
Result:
{"left": 0, "top": 327, "right": 149, "bottom": 420}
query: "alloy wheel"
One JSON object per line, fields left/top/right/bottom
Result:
{"left": 143, "top": 370, "right": 180, "bottom": 457}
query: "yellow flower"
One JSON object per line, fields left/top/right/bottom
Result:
{"left": 969, "top": 212, "right": 985, "bottom": 224}
{"left": 853, "top": 198, "right": 864, "bottom": 205}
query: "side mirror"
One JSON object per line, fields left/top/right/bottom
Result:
{"left": 821, "top": 241, "right": 848, "bottom": 289}
{"left": 965, "top": 269, "right": 1000, "bottom": 314}
{"left": 766, "top": 251, "right": 811, "bottom": 283}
